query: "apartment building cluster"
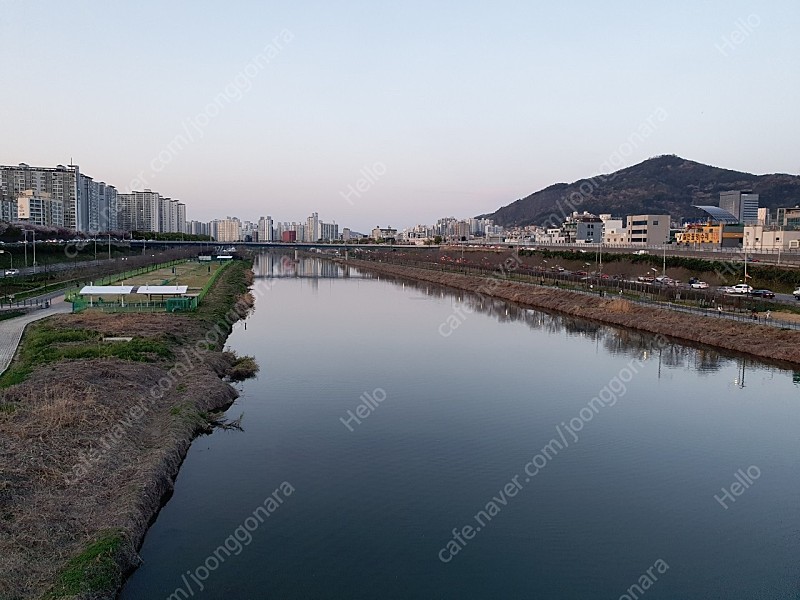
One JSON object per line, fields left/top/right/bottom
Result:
{"left": 400, "top": 217, "right": 502, "bottom": 244}
{"left": 0, "top": 162, "right": 189, "bottom": 234}
{"left": 203, "top": 213, "right": 341, "bottom": 243}
{"left": 117, "top": 190, "right": 187, "bottom": 234}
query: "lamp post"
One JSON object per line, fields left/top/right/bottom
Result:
{"left": 22, "top": 230, "right": 27, "bottom": 268}
{"left": 650, "top": 267, "right": 659, "bottom": 299}
{"left": 598, "top": 241, "right": 603, "bottom": 278}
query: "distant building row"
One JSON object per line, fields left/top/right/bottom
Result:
{"left": 0, "top": 163, "right": 189, "bottom": 234}
{"left": 527, "top": 212, "right": 670, "bottom": 245}
{"left": 194, "top": 213, "right": 341, "bottom": 243}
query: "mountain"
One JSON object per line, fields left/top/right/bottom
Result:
{"left": 480, "top": 155, "right": 800, "bottom": 227}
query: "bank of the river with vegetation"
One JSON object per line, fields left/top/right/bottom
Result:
{"left": 0, "top": 259, "right": 257, "bottom": 600}
{"left": 348, "top": 258, "right": 800, "bottom": 367}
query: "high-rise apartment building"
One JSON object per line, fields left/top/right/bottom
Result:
{"left": 117, "top": 190, "right": 161, "bottom": 232}
{"left": 258, "top": 216, "right": 274, "bottom": 241}
{"left": 1, "top": 163, "right": 80, "bottom": 228}
{"left": 319, "top": 221, "right": 339, "bottom": 241}
{"left": 188, "top": 220, "right": 209, "bottom": 236}
{"left": 0, "top": 163, "right": 122, "bottom": 232}
{"left": 96, "top": 182, "right": 118, "bottom": 231}
{"left": 16, "top": 191, "right": 64, "bottom": 227}
{"left": 215, "top": 218, "right": 242, "bottom": 242}
{"left": 176, "top": 202, "right": 187, "bottom": 233}
{"left": 306, "top": 212, "right": 320, "bottom": 242}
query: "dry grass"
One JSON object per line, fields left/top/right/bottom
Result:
{"left": 605, "top": 298, "right": 634, "bottom": 313}
{"left": 771, "top": 311, "right": 800, "bottom": 324}
{"left": 0, "top": 262, "right": 252, "bottom": 600}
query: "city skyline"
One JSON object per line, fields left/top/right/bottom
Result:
{"left": 2, "top": 1, "right": 798, "bottom": 232}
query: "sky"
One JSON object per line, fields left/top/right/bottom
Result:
{"left": 1, "top": 0, "right": 798, "bottom": 232}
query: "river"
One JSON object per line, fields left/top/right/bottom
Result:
{"left": 121, "top": 253, "right": 800, "bottom": 599}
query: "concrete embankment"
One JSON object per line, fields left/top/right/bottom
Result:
{"left": 350, "top": 259, "right": 800, "bottom": 366}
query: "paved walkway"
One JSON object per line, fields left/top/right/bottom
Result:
{"left": 0, "top": 296, "right": 71, "bottom": 375}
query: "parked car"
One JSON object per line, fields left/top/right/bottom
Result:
{"left": 718, "top": 286, "right": 737, "bottom": 294}
{"left": 751, "top": 289, "right": 776, "bottom": 299}
{"left": 690, "top": 281, "right": 709, "bottom": 289}
{"left": 731, "top": 284, "right": 754, "bottom": 295}
{"left": 635, "top": 250, "right": 649, "bottom": 255}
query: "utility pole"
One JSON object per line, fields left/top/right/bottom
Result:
{"left": 23, "top": 230, "right": 27, "bottom": 268}
{"left": 599, "top": 241, "right": 603, "bottom": 276}
{"left": 108, "top": 234, "right": 111, "bottom": 260}
{"left": 32, "top": 231, "right": 36, "bottom": 274}
{"left": 743, "top": 249, "right": 748, "bottom": 282}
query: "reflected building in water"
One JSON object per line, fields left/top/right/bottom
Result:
{"left": 253, "top": 253, "right": 787, "bottom": 381}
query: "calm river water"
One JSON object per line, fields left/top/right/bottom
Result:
{"left": 121, "top": 253, "right": 800, "bottom": 599}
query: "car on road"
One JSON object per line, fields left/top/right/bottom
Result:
{"left": 731, "top": 284, "right": 754, "bottom": 295}
{"left": 751, "top": 289, "right": 776, "bottom": 299}
{"left": 690, "top": 281, "right": 709, "bottom": 289}
{"left": 4, "top": 269, "right": 19, "bottom": 276}
{"left": 718, "top": 285, "right": 737, "bottom": 294}
{"left": 793, "top": 287, "right": 800, "bottom": 300}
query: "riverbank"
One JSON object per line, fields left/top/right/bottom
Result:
{"left": 348, "top": 259, "right": 800, "bottom": 366}
{"left": 0, "top": 260, "right": 256, "bottom": 600}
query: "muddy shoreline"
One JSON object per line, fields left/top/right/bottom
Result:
{"left": 348, "top": 259, "right": 800, "bottom": 367}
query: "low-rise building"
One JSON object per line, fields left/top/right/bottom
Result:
{"left": 372, "top": 226, "right": 397, "bottom": 241}
{"left": 676, "top": 223, "right": 722, "bottom": 246}
{"left": 744, "top": 224, "right": 800, "bottom": 251}
{"left": 625, "top": 215, "right": 669, "bottom": 244}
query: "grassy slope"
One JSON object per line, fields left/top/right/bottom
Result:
{"left": 0, "top": 259, "right": 253, "bottom": 600}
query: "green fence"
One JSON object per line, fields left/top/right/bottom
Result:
{"left": 196, "top": 260, "right": 232, "bottom": 303}
{"left": 64, "top": 259, "right": 185, "bottom": 302}
{"left": 69, "top": 259, "right": 229, "bottom": 314}
{"left": 71, "top": 299, "right": 168, "bottom": 313}
{"left": 167, "top": 297, "right": 198, "bottom": 312}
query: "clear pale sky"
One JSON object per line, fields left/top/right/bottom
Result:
{"left": 1, "top": 0, "right": 797, "bottom": 231}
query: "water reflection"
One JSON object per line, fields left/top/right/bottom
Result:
{"left": 256, "top": 253, "right": 790, "bottom": 382}
{"left": 254, "top": 252, "right": 365, "bottom": 279}
{"left": 371, "top": 268, "right": 748, "bottom": 376}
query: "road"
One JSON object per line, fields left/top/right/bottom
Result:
{"left": 0, "top": 296, "right": 71, "bottom": 374}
